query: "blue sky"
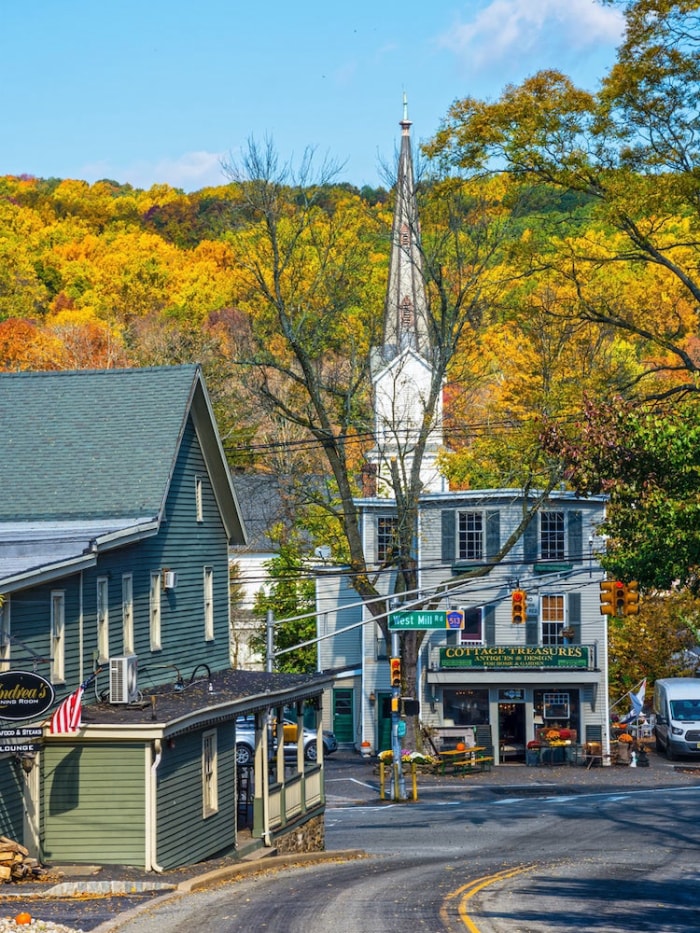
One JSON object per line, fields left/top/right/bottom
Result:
{"left": 1, "top": 0, "right": 625, "bottom": 192}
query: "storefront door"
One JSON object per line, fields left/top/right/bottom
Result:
{"left": 498, "top": 702, "right": 526, "bottom": 762}
{"left": 332, "top": 688, "right": 354, "bottom": 743}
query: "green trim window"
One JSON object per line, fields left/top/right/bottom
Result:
{"left": 97, "top": 577, "right": 109, "bottom": 662}
{"left": 122, "top": 574, "right": 134, "bottom": 656}
{"left": 150, "top": 572, "right": 162, "bottom": 651}
{"left": 51, "top": 591, "right": 65, "bottom": 683}
{"left": 202, "top": 730, "right": 218, "bottom": 817}
{"left": 195, "top": 474, "right": 203, "bottom": 523}
{"left": 203, "top": 567, "right": 214, "bottom": 641}
{"left": 0, "top": 597, "right": 10, "bottom": 672}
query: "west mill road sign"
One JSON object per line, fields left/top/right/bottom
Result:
{"left": 389, "top": 610, "right": 465, "bottom": 630}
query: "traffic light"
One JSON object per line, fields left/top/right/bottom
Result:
{"left": 614, "top": 581, "right": 626, "bottom": 616}
{"left": 600, "top": 580, "right": 619, "bottom": 615}
{"left": 389, "top": 657, "right": 401, "bottom": 690}
{"left": 624, "top": 581, "right": 639, "bottom": 615}
{"left": 511, "top": 589, "right": 527, "bottom": 624}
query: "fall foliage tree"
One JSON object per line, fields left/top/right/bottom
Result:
{"left": 609, "top": 591, "right": 700, "bottom": 700}
{"left": 425, "top": 0, "right": 700, "bottom": 405}
{"left": 542, "top": 396, "right": 700, "bottom": 594}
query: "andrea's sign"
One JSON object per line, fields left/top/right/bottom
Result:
{"left": 0, "top": 671, "right": 55, "bottom": 721}
{"left": 439, "top": 645, "right": 590, "bottom": 670}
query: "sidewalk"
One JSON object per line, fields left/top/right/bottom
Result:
{"left": 0, "top": 748, "right": 698, "bottom": 932}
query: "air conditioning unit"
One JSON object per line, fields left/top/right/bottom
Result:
{"left": 163, "top": 571, "right": 178, "bottom": 589}
{"left": 110, "top": 655, "right": 138, "bottom": 704}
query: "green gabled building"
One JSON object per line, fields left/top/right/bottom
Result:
{"left": 0, "top": 365, "right": 331, "bottom": 870}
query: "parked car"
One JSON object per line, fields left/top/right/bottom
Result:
{"left": 654, "top": 677, "right": 700, "bottom": 759}
{"left": 235, "top": 716, "right": 337, "bottom": 766}
{"left": 282, "top": 719, "right": 338, "bottom": 762}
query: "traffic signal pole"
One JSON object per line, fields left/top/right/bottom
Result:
{"left": 390, "top": 631, "right": 407, "bottom": 801}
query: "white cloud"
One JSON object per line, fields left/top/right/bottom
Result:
{"left": 438, "top": 0, "right": 625, "bottom": 75}
{"left": 80, "top": 150, "right": 227, "bottom": 192}
{"left": 140, "top": 151, "right": 227, "bottom": 191}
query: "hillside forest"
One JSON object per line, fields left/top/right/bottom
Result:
{"left": 2, "top": 0, "right": 699, "bottom": 693}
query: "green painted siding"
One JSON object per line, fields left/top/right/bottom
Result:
{"left": 86, "top": 418, "right": 231, "bottom": 684}
{"left": 0, "top": 758, "right": 26, "bottom": 843}
{"left": 156, "top": 725, "right": 236, "bottom": 869}
{"left": 42, "top": 743, "right": 146, "bottom": 865}
{"left": 7, "top": 415, "right": 233, "bottom": 714}
{"left": 6, "top": 579, "right": 83, "bottom": 695}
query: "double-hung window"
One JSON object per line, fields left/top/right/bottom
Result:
{"left": 377, "top": 516, "right": 398, "bottom": 563}
{"left": 51, "top": 591, "right": 65, "bottom": 682}
{"left": 97, "top": 577, "right": 109, "bottom": 661}
{"left": 195, "top": 475, "right": 203, "bottom": 523}
{"left": 203, "top": 567, "right": 214, "bottom": 641}
{"left": 150, "top": 572, "right": 162, "bottom": 651}
{"left": 202, "top": 730, "right": 218, "bottom": 817}
{"left": 541, "top": 594, "right": 565, "bottom": 645}
{"left": 541, "top": 512, "right": 565, "bottom": 560}
{"left": 0, "top": 598, "right": 10, "bottom": 672}
{"left": 122, "top": 574, "right": 134, "bottom": 656}
{"left": 457, "top": 511, "right": 483, "bottom": 561}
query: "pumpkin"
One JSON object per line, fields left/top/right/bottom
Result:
{"left": 456, "top": 742, "right": 466, "bottom": 751}
{"left": 14, "top": 913, "right": 32, "bottom": 925}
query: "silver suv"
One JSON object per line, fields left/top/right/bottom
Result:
{"left": 235, "top": 716, "right": 337, "bottom": 766}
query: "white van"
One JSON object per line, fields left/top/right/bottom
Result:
{"left": 653, "top": 678, "right": 700, "bottom": 759}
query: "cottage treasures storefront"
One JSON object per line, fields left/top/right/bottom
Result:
{"left": 425, "top": 643, "right": 608, "bottom": 765}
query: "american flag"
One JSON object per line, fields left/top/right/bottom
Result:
{"left": 49, "top": 672, "right": 98, "bottom": 734}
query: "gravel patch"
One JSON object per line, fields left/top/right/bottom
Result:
{"left": 0, "top": 919, "right": 83, "bottom": 933}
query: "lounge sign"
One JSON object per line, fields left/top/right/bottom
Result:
{"left": 440, "top": 645, "right": 590, "bottom": 670}
{"left": 0, "top": 671, "right": 55, "bottom": 721}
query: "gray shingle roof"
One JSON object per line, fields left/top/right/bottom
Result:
{"left": 0, "top": 365, "right": 198, "bottom": 522}
{"left": 0, "top": 366, "right": 246, "bottom": 590}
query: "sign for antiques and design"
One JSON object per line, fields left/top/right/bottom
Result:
{"left": 439, "top": 645, "right": 591, "bottom": 670}
{"left": 0, "top": 671, "right": 55, "bottom": 721}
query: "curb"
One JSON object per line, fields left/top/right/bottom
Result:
{"left": 178, "top": 848, "right": 368, "bottom": 893}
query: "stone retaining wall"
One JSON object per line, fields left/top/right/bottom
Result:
{"left": 274, "top": 814, "right": 325, "bottom": 854}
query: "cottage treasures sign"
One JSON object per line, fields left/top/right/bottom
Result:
{"left": 439, "top": 645, "right": 591, "bottom": 670}
{"left": 0, "top": 671, "right": 55, "bottom": 721}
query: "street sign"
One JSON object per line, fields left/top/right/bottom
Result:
{"left": 389, "top": 609, "right": 464, "bottom": 630}
{"left": 0, "top": 728, "right": 43, "bottom": 739}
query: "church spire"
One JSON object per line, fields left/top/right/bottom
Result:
{"left": 382, "top": 94, "right": 430, "bottom": 360}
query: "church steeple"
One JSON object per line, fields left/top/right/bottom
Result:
{"left": 365, "top": 99, "right": 447, "bottom": 498}
{"left": 382, "top": 94, "right": 430, "bottom": 360}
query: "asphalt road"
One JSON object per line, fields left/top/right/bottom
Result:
{"left": 104, "top": 781, "right": 700, "bottom": 932}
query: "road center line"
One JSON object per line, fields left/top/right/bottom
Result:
{"left": 440, "top": 863, "right": 538, "bottom": 933}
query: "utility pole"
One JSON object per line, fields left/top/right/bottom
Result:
{"left": 266, "top": 609, "right": 274, "bottom": 674}
{"left": 390, "top": 631, "right": 407, "bottom": 801}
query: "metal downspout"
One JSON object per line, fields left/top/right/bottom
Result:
{"left": 148, "top": 740, "right": 164, "bottom": 872}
